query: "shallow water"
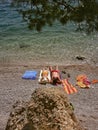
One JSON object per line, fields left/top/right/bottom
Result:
{"left": 0, "top": 2, "right": 98, "bottom": 66}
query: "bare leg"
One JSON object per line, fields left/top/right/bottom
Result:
{"left": 56, "top": 65, "right": 58, "bottom": 70}
{"left": 49, "top": 66, "right": 53, "bottom": 71}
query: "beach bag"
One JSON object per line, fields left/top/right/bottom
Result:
{"left": 22, "top": 70, "right": 37, "bottom": 80}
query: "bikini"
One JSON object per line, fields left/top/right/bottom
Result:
{"left": 51, "top": 70, "right": 59, "bottom": 73}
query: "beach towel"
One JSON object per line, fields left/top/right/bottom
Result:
{"left": 22, "top": 70, "right": 37, "bottom": 80}
{"left": 62, "top": 79, "right": 77, "bottom": 94}
{"left": 76, "top": 74, "right": 87, "bottom": 82}
{"left": 76, "top": 81, "right": 87, "bottom": 88}
{"left": 76, "top": 74, "right": 91, "bottom": 88}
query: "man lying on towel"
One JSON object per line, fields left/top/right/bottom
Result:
{"left": 49, "top": 66, "right": 62, "bottom": 85}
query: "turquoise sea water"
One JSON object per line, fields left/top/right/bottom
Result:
{"left": 0, "top": 2, "right": 98, "bottom": 66}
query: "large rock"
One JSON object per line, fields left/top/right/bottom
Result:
{"left": 6, "top": 87, "right": 84, "bottom": 130}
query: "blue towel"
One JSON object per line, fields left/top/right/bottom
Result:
{"left": 22, "top": 70, "right": 38, "bottom": 80}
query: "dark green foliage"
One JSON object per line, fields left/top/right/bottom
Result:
{"left": 11, "top": 0, "right": 98, "bottom": 33}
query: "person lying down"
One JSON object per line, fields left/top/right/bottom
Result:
{"left": 49, "top": 66, "right": 62, "bottom": 85}
{"left": 38, "top": 67, "right": 51, "bottom": 84}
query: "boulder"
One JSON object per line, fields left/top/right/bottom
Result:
{"left": 6, "top": 87, "right": 84, "bottom": 130}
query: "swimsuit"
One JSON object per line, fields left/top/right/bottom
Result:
{"left": 51, "top": 70, "right": 59, "bottom": 73}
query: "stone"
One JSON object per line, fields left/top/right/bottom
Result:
{"left": 6, "top": 87, "right": 84, "bottom": 130}
{"left": 76, "top": 56, "right": 86, "bottom": 60}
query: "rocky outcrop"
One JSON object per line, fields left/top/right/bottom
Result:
{"left": 6, "top": 87, "right": 84, "bottom": 130}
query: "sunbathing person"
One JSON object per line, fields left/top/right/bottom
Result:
{"left": 38, "top": 67, "right": 51, "bottom": 84}
{"left": 49, "top": 66, "right": 62, "bottom": 85}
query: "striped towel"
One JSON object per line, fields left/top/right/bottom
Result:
{"left": 62, "top": 79, "right": 77, "bottom": 94}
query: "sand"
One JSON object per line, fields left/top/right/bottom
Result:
{"left": 0, "top": 61, "right": 98, "bottom": 130}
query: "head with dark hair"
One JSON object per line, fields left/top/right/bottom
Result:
{"left": 52, "top": 77, "right": 59, "bottom": 85}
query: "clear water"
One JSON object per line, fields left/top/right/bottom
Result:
{"left": 0, "top": 2, "right": 98, "bottom": 66}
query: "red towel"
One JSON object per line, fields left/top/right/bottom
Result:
{"left": 62, "top": 79, "right": 77, "bottom": 94}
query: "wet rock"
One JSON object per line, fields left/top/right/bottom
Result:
{"left": 6, "top": 87, "right": 84, "bottom": 130}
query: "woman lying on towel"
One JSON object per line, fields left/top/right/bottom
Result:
{"left": 38, "top": 67, "right": 51, "bottom": 84}
{"left": 49, "top": 66, "right": 62, "bottom": 85}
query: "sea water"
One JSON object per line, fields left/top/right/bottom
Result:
{"left": 0, "top": 1, "right": 98, "bottom": 66}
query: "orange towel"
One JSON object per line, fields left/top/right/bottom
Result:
{"left": 62, "top": 79, "right": 77, "bottom": 94}
{"left": 91, "top": 79, "right": 98, "bottom": 84}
